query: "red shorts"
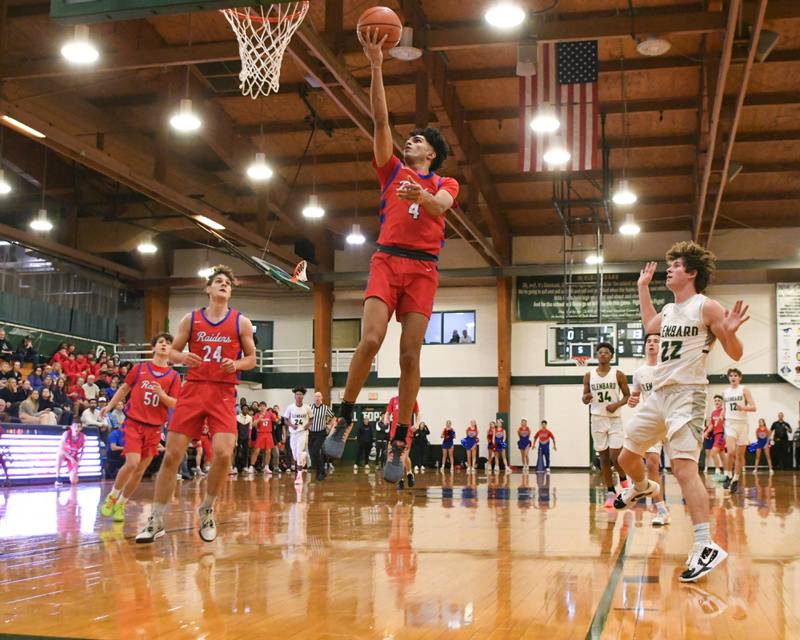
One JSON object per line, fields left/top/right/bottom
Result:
{"left": 122, "top": 418, "right": 163, "bottom": 459}
{"left": 65, "top": 451, "right": 81, "bottom": 472}
{"left": 200, "top": 434, "right": 213, "bottom": 461}
{"left": 254, "top": 431, "right": 274, "bottom": 450}
{"left": 364, "top": 252, "right": 438, "bottom": 319}
{"left": 169, "top": 381, "right": 237, "bottom": 440}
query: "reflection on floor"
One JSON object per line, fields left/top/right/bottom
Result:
{"left": 1, "top": 469, "right": 799, "bottom": 639}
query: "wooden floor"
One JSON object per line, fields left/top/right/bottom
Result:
{"left": 1, "top": 469, "right": 799, "bottom": 640}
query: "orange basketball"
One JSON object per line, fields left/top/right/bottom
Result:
{"left": 357, "top": 6, "right": 402, "bottom": 50}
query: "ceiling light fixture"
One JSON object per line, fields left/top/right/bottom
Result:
{"left": 169, "top": 98, "right": 201, "bottom": 132}
{"left": 198, "top": 265, "right": 214, "bottom": 279}
{"left": 484, "top": 2, "right": 526, "bottom": 29}
{"left": 302, "top": 194, "right": 325, "bottom": 219}
{"left": 61, "top": 24, "right": 99, "bottom": 64}
{"left": 193, "top": 214, "right": 225, "bottom": 230}
{"left": 635, "top": 34, "right": 671, "bottom": 57}
{"left": 1, "top": 115, "right": 45, "bottom": 139}
{"left": 585, "top": 253, "right": 604, "bottom": 265}
{"left": 346, "top": 223, "right": 365, "bottom": 245}
{"left": 529, "top": 104, "right": 560, "bottom": 134}
{"left": 543, "top": 136, "right": 570, "bottom": 166}
{"left": 0, "top": 170, "right": 11, "bottom": 195}
{"left": 619, "top": 213, "right": 641, "bottom": 236}
{"left": 246, "top": 152, "right": 273, "bottom": 181}
{"left": 29, "top": 208, "right": 53, "bottom": 232}
{"left": 612, "top": 179, "right": 637, "bottom": 205}
{"left": 389, "top": 26, "right": 422, "bottom": 61}
{"left": 136, "top": 237, "right": 158, "bottom": 254}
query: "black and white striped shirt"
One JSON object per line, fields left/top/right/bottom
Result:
{"left": 310, "top": 402, "right": 334, "bottom": 432}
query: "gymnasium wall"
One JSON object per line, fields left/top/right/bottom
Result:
{"left": 168, "top": 235, "right": 800, "bottom": 467}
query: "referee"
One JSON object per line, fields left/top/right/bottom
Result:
{"left": 309, "top": 391, "right": 334, "bottom": 481}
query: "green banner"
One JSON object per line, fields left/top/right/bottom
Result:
{"left": 516, "top": 273, "right": 671, "bottom": 321}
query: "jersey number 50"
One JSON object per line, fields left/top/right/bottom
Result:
{"left": 143, "top": 391, "right": 160, "bottom": 407}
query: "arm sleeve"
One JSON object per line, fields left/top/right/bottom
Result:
{"left": 437, "top": 176, "right": 460, "bottom": 200}
{"left": 124, "top": 367, "right": 137, "bottom": 387}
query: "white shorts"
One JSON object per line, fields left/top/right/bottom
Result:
{"left": 289, "top": 430, "right": 307, "bottom": 463}
{"left": 591, "top": 415, "right": 624, "bottom": 452}
{"left": 725, "top": 420, "right": 749, "bottom": 445}
{"left": 623, "top": 384, "right": 706, "bottom": 462}
{"left": 646, "top": 441, "right": 663, "bottom": 456}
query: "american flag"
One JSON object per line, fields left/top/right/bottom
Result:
{"left": 519, "top": 41, "right": 600, "bottom": 172}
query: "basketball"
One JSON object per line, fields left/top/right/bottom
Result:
{"left": 356, "top": 6, "right": 402, "bottom": 50}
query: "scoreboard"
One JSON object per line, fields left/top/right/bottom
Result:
{"left": 546, "top": 322, "right": 647, "bottom": 365}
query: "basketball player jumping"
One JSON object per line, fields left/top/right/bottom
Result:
{"left": 628, "top": 333, "right": 670, "bottom": 526}
{"left": 613, "top": 242, "right": 750, "bottom": 582}
{"left": 99, "top": 333, "right": 181, "bottom": 523}
{"left": 722, "top": 368, "right": 756, "bottom": 493}
{"left": 323, "top": 28, "right": 460, "bottom": 485}
{"left": 582, "top": 342, "right": 630, "bottom": 507}
{"left": 137, "top": 265, "right": 256, "bottom": 543}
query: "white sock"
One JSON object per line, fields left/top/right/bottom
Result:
{"left": 634, "top": 478, "right": 649, "bottom": 492}
{"left": 732, "top": 473, "right": 739, "bottom": 482}
{"left": 152, "top": 502, "right": 166, "bottom": 518}
{"left": 109, "top": 488, "right": 121, "bottom": 500}
{"left": 117, "top": 496, "right": 128, "bottom": 507}
{"left": 656, "top": 501, "right": 668, "bottom": 515}
{"left": 201, "top": 494, "right": 215, "bottom": 510}
{"left": 693, "top": 522, "right": 711, "bottom": 546}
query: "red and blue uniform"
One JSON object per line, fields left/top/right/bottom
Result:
{"left": 441, "top": 426, "right": 456, "bottom": 450}
{"left": 534, "top": 428, "right": 555, "bottom": 469}
{"left": 517, "top": 426, "right": 532, "bottom": 450}
{"left": 253, "top": 410, "right": 274, "bottom": 450}
{"left": 170, "top": 307, "right": 242, "bottom": 439}
{"left": 386, "top": 395, "right": 419, "bottom": 447}
{"left": 461, "top": 425, "right": 479, "bottom": 450}
{"left": 365, "top": 156, "right": 460, "bottom": 319}
{"left": 63, "top": 431, "right": 85, "bottom": 472}
{"left": 494, "top": 427, "right": 507, "bottom": 451}
{"left": 707, "top": 407, "right": 725, "bottom": 449}
{"left": 123, "top": 362, "right": 180, "bottom": 458}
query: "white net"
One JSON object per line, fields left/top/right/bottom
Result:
{"left": 221, "top": 2, "right": 310, "bottom": 98}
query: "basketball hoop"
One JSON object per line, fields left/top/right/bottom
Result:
{"left": 221, "top": 2, "right": 310, "bottom": 98}
{"left": 572, "top": 355, "right": 589, "bottom": 367}
{"left": 291, "top": 260, "right": 308, "bottom": 283}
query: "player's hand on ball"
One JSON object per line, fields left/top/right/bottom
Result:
{"left": 221, "top": 358, "right": 238, "bottom": 374}
{"left": 358, "top": 27, "right": 386, "bottom": 66}
{"left": 638, "top": 261, "right": 657, "bottom": 287}
{"left": 183, "top": 352, "right": 203, "bottom": 367}
{"left": 723, "top": 300, "right": 750, "bottom": 334}
{"left": 397, "top": 179, "right": 423, "bottom": 203}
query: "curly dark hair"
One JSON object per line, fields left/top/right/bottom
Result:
{"left": 409, "top": 127, "right": 450, "bottom": 172}
{"left": 665, "top": 241, "right": 716, "bottom": 293}
{"left": 205, "top": 264, "right": 237, "bottom": 287}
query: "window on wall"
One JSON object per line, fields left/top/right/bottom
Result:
{"left": 424, "top": 311, "right": 476, "bottom": 344}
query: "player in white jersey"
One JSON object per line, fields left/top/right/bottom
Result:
{"left": 613, "top": 241, "right": 749, "bottom": 582}
{"left": 284, "top": 387, "right": 314, "bottom": 485}
{"left": 628, "top": 333, "right": 670, "bottom": 526}
{"left": 582, "top": 342, "right": 630, "bottom": 508}
{"left": 721, "top": 368, "right": 756, "bottom": 493}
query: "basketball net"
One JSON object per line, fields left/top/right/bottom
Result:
{"left": 291, "top": 260, "right": 308, "bottom": 283}
{"left": 221, "top": 2, "right": 310, "bottom": 98}
{"left": 572, "top": 355, "right": 589, "bottom": 367}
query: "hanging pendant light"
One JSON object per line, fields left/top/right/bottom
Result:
{"left": 30, "top": 208, "right": 53, "bottom": 232}
{"left": 302, "top": 193, "right": 325, "bottom": 219}
{"left": 543, "top": 135, "right": 570, "bottom": 166}
{"left": 529, "top": 104, "right": 560, "bottom": 134}
{"left": 137, "top": 236, "right": 158, "bottom": 254}
{"left": 619, "top": 213, "right": 641, "bottom": 236}
{"left": 612, "top": 179, "right": 637, "bottom": 206}
{"left": 61, "top": 24, "right": 99, "bottom": 64}
{"left": 170, "top": 98, "right": 201, "bottom": 132}
{"left": 346, "top": 223, "right": 365, "bottom": 245}
{"left": 0, "top": 170, "right": 11, "bottom": 195}
{"left": 246, "top": 152, "right": 273, "bottom": 181}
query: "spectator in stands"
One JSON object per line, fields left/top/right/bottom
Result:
{"left": 239, "top": 397, "right": 249, "bottom": 415}
{"left": 19, "top": 390, "right": 58, "bottom": 425}
{"left": 11, "top": 360, "right": 23, "bottom": 381}
{"left": 0, "top": 377, "right": 27, "bottom": 416}
{"left": 39, "top": 387, "right": 62, "bottom": 422}
{"left": 0, "top": 329, "right": 13, "bottom": 362}
{"left": 64, "top": 353, "right": 79, "bottom": 382}
{"left": 82, "top": 375, "right": 100, "bottom": 402}
{"left": 67, "top": 344, "right": 76, "bottom": 356}
{"left": 15, "top": 336, "right": 38, "bottom": 364}
{"left": 53, "top": 376, "right": 73, "bottom": 424}
{"left": 109, "top": 401, "right": 126, "bottom": 430}
{"left": 43, "top": 364, "right": 57, "bottom": 381}
{"left": 104, "top": 376, "right": 120, "bottom": 401}
{"left": 271, "top": 404, "right": 285, "bottom": 471}
{"left": 0, "top": 398, "right": 14, "bottom": 423}
{"left": 68, "top": 376, "right": 87, "bottom": 414}
{"left": 50, "top": 362, "right": 63, "bottom": 380}
{"left": 448, "top": 330, "right": 460, "bottom": 344}
{"left": 28, "top": 366, "right": 45, "bottom": 392}
{"left": 0, "top": 361, "right": 13, "bottom": 380}
{"left": 461, "top": 329, "right": 473, "bottom": 344}
{"left": 106, "top": 420, "right": 125, "bottom": 479}
{"left": 20, "top": 379, "right": 33, "bottom": 396}
{"left": 42, "top": 375, "right": 54, "bottom": 394}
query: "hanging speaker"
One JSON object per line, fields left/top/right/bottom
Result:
{"left": 516, "top": 42, "right": 537, "bottom": 77}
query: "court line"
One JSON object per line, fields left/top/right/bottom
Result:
{"left": 0, "top": 634, "right": 90, "bottom": 640}
{"left": 584, "top": 516, "right": 635, "bottom": 640}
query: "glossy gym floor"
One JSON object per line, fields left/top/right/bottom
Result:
{"left": 1, "top": 470, "right": 798, "bottom": 639}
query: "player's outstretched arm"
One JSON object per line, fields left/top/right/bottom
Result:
{"left": 170, "top": 313, "right": 202, "bottom": 367}
{"left": 637, "top": 262, "right": 662, "bottom": 335}
{"left": 360, "top": 27, "right": 392, "bottom": 167}
{"left": 704, "top": 299, "right": 749, "bottom": 361}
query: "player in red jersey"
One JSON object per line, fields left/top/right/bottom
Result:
{"left": 385, "top": 394, "right": 419, "bottom": 489}
{"left": 137, "top": 265, "right": 256, "bottom": 544}
{"left": 55, "top": 422, "right": 85, "bottom": 485}
{"left": 325, "top": 29, "right": 460, "bottom": 487}
{"left": 99, "top": 333, "right": 181, "bottom": 523}
{"left": 703, "top": 395, "right": 726, "bottom": 479}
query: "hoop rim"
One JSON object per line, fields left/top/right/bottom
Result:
{"left": 222, "top": 1, "right": 309, "bottom": 24}
{"left": 571, "top": 356, "right": 589, "bottom": 366}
